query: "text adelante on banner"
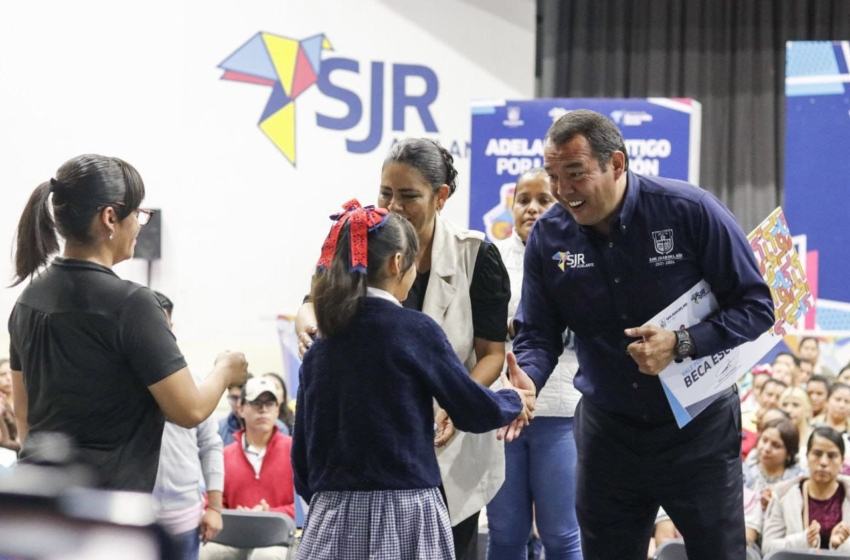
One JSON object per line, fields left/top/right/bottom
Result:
{"left": 469, "top": 98, "right": 702, "bottom": 242}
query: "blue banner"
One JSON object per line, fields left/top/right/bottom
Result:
{"left": 469, "top": 98, "right": 701, "bottom": 242}
{"left": 785, "top": 41, "right": 850, "bottom": 330}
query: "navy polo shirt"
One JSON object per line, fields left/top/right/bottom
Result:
{"left": 513, "top": 170, "right": 774, "bottom": 423}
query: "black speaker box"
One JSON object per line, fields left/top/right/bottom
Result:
{"left": 134, "top": 209, "right": 161, "bottom": 260}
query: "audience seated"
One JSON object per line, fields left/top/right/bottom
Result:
{"left": 812, "top": 382, "right": 850, "bottom": 435}
{"left": 744, "top": 418, "right": 804, "bottom": 514}
{"left": 780, "top": 387, "right": 814, "bottom": 462}
{"left": 741, "top": 367, "right": 773, "bottom": 414}
{"left": 806, "top": 375, "right": 832, "bottom": 419}
{"left": 201, "top": 377, "right": 294, "bottom": 560}
{"left": 798, "top": 359, "right": 815, "bottom": 387}
{"left": 762, "top": 427, "right": 850, "bottom": 553}
{"left": 218, "top": 375, "right": 290, "bottom": 447}
{"left": 744, "top": 409, "right": 791, "bottom": 466}
{"left": 797, "top": 337, "right": 835, "bottom": 380}
{"left": 743, "top": 379, "right": 790, "bottom": 457}
{"left": 772, "top": 353, "right": 799, "bottom": 388}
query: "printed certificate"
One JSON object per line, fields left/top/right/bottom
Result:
{"left": 653, "top": 208, "right": 813, "bottom": 427}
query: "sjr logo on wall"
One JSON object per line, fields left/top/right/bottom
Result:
{"left": 219, "top": 31, "right": 440, "bottom": 165}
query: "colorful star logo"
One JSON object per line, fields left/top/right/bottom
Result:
{"left": 552, "top": 251, "right": 568, "bottom": 271}
{"left": 219, "top": 32, "right": 333, "bottom": 165}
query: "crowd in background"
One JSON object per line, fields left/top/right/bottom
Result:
{"left": 649, "top": 338, "right": 850, "bottom": 558}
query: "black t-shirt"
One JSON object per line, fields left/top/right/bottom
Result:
{"left": 403, "top": 241, "right": 510, "bottom": 341}
{"left": 8, "top": 258, "right": 187, "bottom": 492}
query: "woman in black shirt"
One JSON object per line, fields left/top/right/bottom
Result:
{"left": 8, "top": 154, "right": 247, "bottom": 492}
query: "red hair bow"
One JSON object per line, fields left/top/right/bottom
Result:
{"left": 317, "top": 199, "right": 389, "bottom": 273}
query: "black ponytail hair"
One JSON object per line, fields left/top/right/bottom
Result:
{"left": 383, "top": 138, "right": 458, "bottom": 198}
{"left": 311, "top": 213, "right": 418, "bottom": 337}
{"left": 12, "top": 155, "right": 145, "bottom": 285}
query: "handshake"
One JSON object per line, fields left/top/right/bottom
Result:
{"left": 433, "top": 352, "right": 537, "bottom": 448}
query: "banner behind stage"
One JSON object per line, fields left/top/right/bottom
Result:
{"left": 469, "top": 98, "right": 701, "bottom": 241}
{"left": 785, "top": 41, "right": 850, "bottom": 332}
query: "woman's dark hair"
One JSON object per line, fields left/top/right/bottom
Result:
{"left": 545, "top": 109, "right": 629, "bottom": 172}
{"left": 383, "top": 138, "right": 458, "bottom": 198}
{"left": 807, "top": 426, "right": 846, "bottom": 459}
{"left": 808, "top": 374, "right": 830, "bottom": 390}
{"left": 762, "top": 417, "right": 800, "bottom": 468}
{"left": 774, "top": 351, "right": 801, "bottom": 367}
{"left": 312, "top": 212, "right": 418, "bottom": 337}
{"left": 263, "top": 372, "right": 295, "bottom": 428}
{"left": 828, "top": 381, "right": 850, "bottom": 398}
{"left": 13, "top": 154, "right": 145, "bottom": 285}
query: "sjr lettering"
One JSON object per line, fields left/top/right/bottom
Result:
{"left": 566, "top": 253, "right": 585, "bottom": 268}
{"left": 316, "top": 58, "right": 439, "bottom": 154}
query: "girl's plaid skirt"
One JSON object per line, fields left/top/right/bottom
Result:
{"left": 296, "top": 487, "right": 454, "bottom": 559}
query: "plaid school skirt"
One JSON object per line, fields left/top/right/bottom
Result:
{"left": 296, "top": 487, "right": 454, "bottom": 560}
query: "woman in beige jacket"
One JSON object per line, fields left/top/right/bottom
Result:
{"left": 762, "top": 426, "right": 850, "bottom": 554}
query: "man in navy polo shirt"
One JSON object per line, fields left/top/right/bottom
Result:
{"left": 508, "top": 109, "right": 774, "bottom": 560}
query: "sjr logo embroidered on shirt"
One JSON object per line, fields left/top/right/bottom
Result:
{"left": 552, "top": 251, "right": 594, "bottom": 271}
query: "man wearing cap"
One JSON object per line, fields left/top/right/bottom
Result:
{"left": 217, "top": 375, "right": 290, "bottom": 447}
{"left": 200, "top": 377, "right": 294, "bottom": 560}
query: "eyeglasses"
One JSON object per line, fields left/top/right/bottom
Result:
{"left": 135, "top": 209, "right": 154, "bottom": 226}
{"left": 227, "top": 395, "right": 240, "bottom": 403}
{"left": 248, "top": 399, "right": 279, "bottom": 411}
{"left": 96, "top": 203, "right": 154, "bottom": 226}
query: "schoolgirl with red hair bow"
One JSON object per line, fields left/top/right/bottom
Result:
{"left": 291, "top": 199, "right": 532, "bottom": 560}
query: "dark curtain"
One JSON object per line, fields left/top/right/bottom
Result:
{"left": 538, "top": 0, "right": 850, "bottom": 231}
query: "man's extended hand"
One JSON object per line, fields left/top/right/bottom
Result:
{"left": 496, "top": 352, "right": 536, "bottom": 442}
{"left": 624, "top": 325, "right": 677, "bottom": 375}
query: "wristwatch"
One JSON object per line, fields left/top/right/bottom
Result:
{"left": 674, "top": 329, "right": 694, "bottom": 363}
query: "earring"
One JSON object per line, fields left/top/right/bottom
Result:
{"left": 109, "top": 232, "right": 114, "bottom": 240}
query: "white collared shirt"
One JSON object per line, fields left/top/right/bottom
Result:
{"left": 366, "top": 287, "right": 401, "bottom": 307}
{"left": 241, "top": 434, "right": 266, "bottom": 477}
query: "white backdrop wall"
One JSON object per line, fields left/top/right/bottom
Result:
{"left": 0, "top": 1, "right": 535, "bottom": 387}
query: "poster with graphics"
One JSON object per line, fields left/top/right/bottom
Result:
{"left": 469, "top": 98, "right": 701, "bottom": 241}
{"left": 784, "top": 41, "right": 850, "bottom": 332}
{"left": 656, "top": 208, "right": 813, "bottom": 427}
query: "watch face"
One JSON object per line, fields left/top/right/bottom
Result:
{"left": 676, "top": 331, "right": 693, "bottom": 358}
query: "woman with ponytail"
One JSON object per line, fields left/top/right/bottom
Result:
{"left": 292, "top": 201, "right": 530, "bottom": 560}
{"left": 296, "top": 139, "right": 512, "bottom": 559}
{"left": 8, "top": 154, "right": 248, "bottom": 492}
